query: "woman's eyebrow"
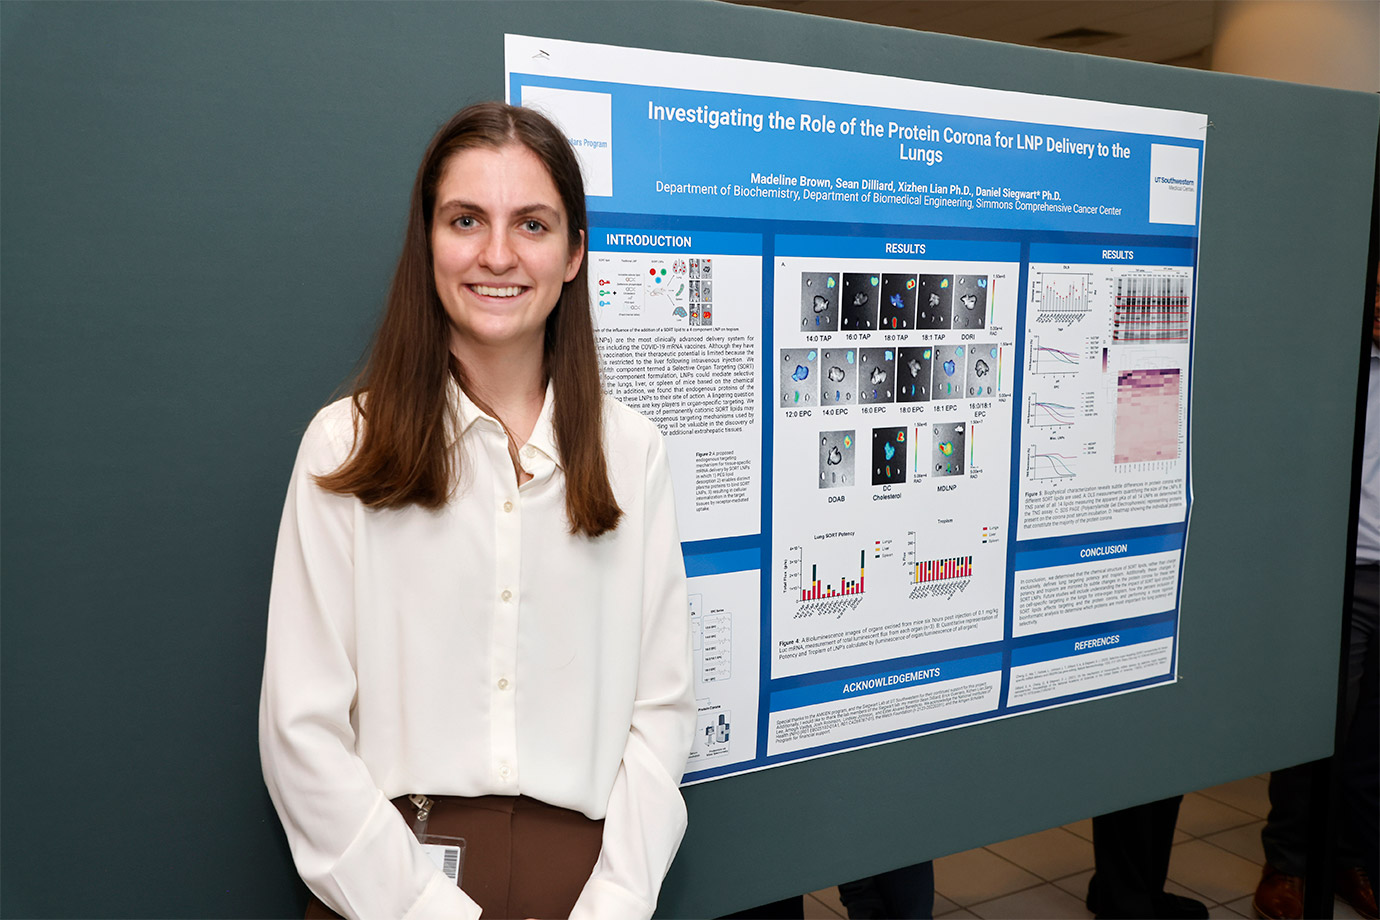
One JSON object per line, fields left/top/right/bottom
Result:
{"left": 435, "top": 200, "right": 562, "bottom": 220}
{"left": 512, "top": 203, "right": 562, "bottom": 220}
{"left": 435, "top": 198, "right": 485, "bottom": 215}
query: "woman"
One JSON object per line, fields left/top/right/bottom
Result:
{"left": 259, "top": 103, "right": 695, "bottom": 920}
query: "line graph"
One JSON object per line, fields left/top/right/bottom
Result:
{"left": 1028, "top": 335, "right": 1080, "bottom": 375}
{"left": 1026, "top": 445, "right": 1077, "bottom": 480}
{"left": 1026, "top": 393, "right": 1076, "bottom": 427}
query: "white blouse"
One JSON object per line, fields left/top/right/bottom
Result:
{"left": 259, "top": 381, "right": 694, "bottom": 920}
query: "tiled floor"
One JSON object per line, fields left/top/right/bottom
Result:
{"left": 801, "top": 775, "right": 1365, "bottom": 919}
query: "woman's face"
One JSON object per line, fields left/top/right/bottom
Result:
{"left": 431, "top": 143, "right": 583, "bottom": 362}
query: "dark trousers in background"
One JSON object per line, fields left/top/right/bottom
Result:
{"left": 1262, "top": 564, "right": 1380, "bottom": 882}
{"left": 838, "top": 861, "right": 935, "bottom": 919}
{"left": 1087, "top": 795, "right": 1184, "bottom": 918}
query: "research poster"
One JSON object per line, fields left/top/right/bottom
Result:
{"left": 506, "top": 36, "right": 1202, "bottom": 783}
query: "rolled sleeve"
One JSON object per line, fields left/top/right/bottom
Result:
{"left": 258, "top": 407, "right": 481, "bottom": 920}
{"left": 571, "top": 428, "right": 696, "bottom": 920}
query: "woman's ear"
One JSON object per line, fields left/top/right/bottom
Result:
{"left": 565, "top": 229, "right": 585, "bottom": 282}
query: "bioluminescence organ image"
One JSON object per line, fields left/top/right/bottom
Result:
{"left": 952, "top": 275, "right": 988, "bottom": 329}
{"left": 819, "top": 349, "right": 857, "bottom": 406}
{"left": 897, "top": 346, "right": 932, "bottom": 402}
{"left": 871, "top": 426, "right": 907, "bottom": 485}
{"left": 800, "top": 272, "right": 839, "bottom": 331}
{"left": 818, "top": 430, "right": 856, "bottom": 489}
{"left": 858, "top": 347, "right": 896, "bottom": 404}
{"left": 932, "top": 422, "right": 966, "bottom": 476}
{"left": 841, "top": 273, "right": 879, "bottom": 330}
{"left": 779, "top": 348, "right": 819, "bottom": 407}
{"left": 966, "top": 344, "right": 999, "bottom": 397}
{"left": 933, "top": 344, "right": 966, "bottom": 400}
{"left": 917, "top": 274, "right": 953, "bottom": 329}
{"left": 879, "top": 274, "right": 917, "bottom": 329}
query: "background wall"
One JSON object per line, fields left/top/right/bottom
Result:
{"left": 2, "top": 2, "right": 1376, "bottom": 917}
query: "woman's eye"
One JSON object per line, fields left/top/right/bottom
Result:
{"left": 524, "top": 219, "right": 546, "bottom": 233}
{"left": 454, "top": 215, "right": 476, "bottom": 229}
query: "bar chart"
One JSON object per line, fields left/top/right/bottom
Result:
{"left": 904, "top": 533, "right": 975, "bottom": 600}
{"left": 796, "top": 548, "right": 866, "bottom": 601}
{"left": 1031, "top": 271, "right": 1093, "bottom": 328}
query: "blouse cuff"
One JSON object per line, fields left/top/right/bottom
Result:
{"left": 402, "top": 873, "right": 482, "bottom": 920}
{"left": 569, "top": 877, "right": 655, "bottom": 920}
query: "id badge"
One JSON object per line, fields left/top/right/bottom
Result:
{"left": 408, "top": 795, "right": 466, "bottom": 887}
{"left": 419, "top": 834, "right": 466, "bottom": 887}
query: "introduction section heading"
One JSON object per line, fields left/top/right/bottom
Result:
{"left": 604, "top": 232, "right": 693, "bottom": 248}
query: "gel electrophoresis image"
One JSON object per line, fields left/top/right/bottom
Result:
{"left": 841, "top": 273, "right": 879, "bottom": 330}
{"left": 780, "top": 348, "right": 818, "bottom": 407}
{"left": 872, "top": 426, "right": 907, "bottom": 485}
{"left": 819, "top": 348, "right": 858, "bottom": 406}
{"left": 819, "top": 430, "right": 856, "bottom": 489}
{"left": 932, "top": 422, "right": 966, "bottom": 476}
{"left": 897, "top": 346, "right": 933, "bottom": 402}
{"left": 858, "top": 347, "right": 896, "bottom": 404}
{"left": 1114, "top": 368, "right": 1181, "bottom": 463}
{"left": 801, "top": 272, "right": 839, "bottom": 331}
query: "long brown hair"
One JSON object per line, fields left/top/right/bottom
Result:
{"left": 316, "top": 102, "right": 622, "bottom": 537}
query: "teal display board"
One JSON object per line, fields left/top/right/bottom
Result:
{"left": 2, "top": 3, "right": 1375, "bottom": 917}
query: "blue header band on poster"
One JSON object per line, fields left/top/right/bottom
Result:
{"left": 775, "top": 235, "right": 1021, "bottom": 262}
{"left": 1013, "top": 532, "right": 1184, "bottom": 571}
{"left": 1028, "top": 244, "right": 1195, "bottom": 266}
{"left": 1010, "top": 620, "right": 1176, "bottom": 667}
{"left": 513, "top": 74, "right": 1202, "bottom": 236}
{"left": 771, "top": 652, "right": 1003, "bottom": 711}
{"left": 591, "top": 229, "right": 762, "bottom": 255}
{"left": 683, "top": 547, "right": 760, "bottom": 578}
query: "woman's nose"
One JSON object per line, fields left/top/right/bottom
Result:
{"left": 479, "top": 230, "right": 517, "bottom": 272}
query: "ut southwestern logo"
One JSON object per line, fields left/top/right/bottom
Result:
{"left": 1153, "top": 175, "right": 1196, "bottom": 189}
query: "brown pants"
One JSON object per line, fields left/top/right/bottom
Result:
{"left": 305, "top": 795, "right": 604, "bottom": 920}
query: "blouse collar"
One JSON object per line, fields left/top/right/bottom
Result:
{"left": 449, "top": 376, "right": 562, "bottom": 470}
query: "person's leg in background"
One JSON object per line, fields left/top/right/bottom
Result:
{"left": 838, "top": 861, "right": 935, "bottom": 919}
{"left": 1087, "top": 796, "right": 1207, "bottom": 920}
{"left": 1256, "top": 565, "right": 1378, "bottom": 920}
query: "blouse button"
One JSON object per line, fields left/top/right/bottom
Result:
{"left": 501, "top": 589, "right": 513, "bottom": 603}
{"left": 497, "top": 678, "right": 509, "bottom": 690}
{"left": 498, "top": 763, "right": 510, "bottom": 779}
{"left": 503, "top": 500, "right": 514, "bottom": 513}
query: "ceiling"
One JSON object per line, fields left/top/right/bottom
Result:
{"left": 726, "top": 1, "right": 1218, "bottom": 68}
